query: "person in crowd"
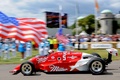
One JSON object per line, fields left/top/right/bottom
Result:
{"left": 3, "top": 39, "right": 10, "bottom": 60}
{"left": 44, "top": 39, "right": 50, "bottom": 56}
{"left": 53, "top": 37, "right": 58, "bottom": 49}
{"left": 39, "top": 39, "right": 45, "bottom": 56}
{"left": 0, "top": 40, "right": 3, "bottom": 58}
{"left": 49, "top": 36, "right": 54, "bottom": 49}
{"left": 117, "top": 34, "right": 120, "bottom": 41}
{"left": 57, "top": 42, "right": 66, "bottom": 52}
{"left": 111, "top": 34, "right": 118, "bottom": 41}
{"left": 66, "top": 39, "right": 74, "bottom": 51}
{"left": 14, "top": 39, "right": 19, "bottom": 50}
{"left": 25, "top": 41, "right": 32, "bottom": 58}
{"left": 100, "top": 35, "right": 111, "bottom": 42}
{"left": 90, "top": 35, "right": 99, "bottom": 42}
{"left": 18, "top": 41, "right": 26, "bottom": 61}
{"left": 11, "top": 40, "right": 17, "bottom": 58}
{"left": 79, "top": 36, "right": 86, "bottom": 42}
{"left": 47, "top": 36, "right": 50, "bottom": 43}
{"left": 31, "top": 41, "right": 35, "bottom": 50}
{"left": 70, "top": 36, "right": 76, "bottom": 46}
{"left": 39, "top": 38, "right": 50, "bottom": 56}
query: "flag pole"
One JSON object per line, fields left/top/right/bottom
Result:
{"left": 75, "top": 3, "right": 79, "bottom": 39}
{"left": 59, "top": 5, "right": 62, "bottom": 28}
{"left": 94, "top": 0, "right": 99, "bottom": 35}
{"left": 95, "top": 7, "right": 98, "bottom": 35}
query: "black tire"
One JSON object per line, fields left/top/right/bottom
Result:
{"left": 88, "top": 58, "right": 105, "bottom": 75}
{"left": 91, "top": 53, "right": 101, "bottom": 58}
{"left": 20, "top": 61, "right": 35, "bottom": 76}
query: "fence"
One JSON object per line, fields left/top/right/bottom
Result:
{"left": 74, "top": 42, "right": 120, "bottom": 49}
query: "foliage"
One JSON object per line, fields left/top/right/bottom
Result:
{"left": 69, "top": 22, "right": 76, "bottom": 29}
{"left": 70, "top": 14, "right": 100, "bottom": 35}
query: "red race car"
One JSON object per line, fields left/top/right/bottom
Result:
{"left": 10, "top": 48, "right": 118, "bottom": 75}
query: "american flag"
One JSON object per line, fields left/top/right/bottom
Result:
{"left": 56, "top": 27, "right": 69, "bottom": 44}
{"left": 0, "top": 16, "right": 48, "bottom": 45}
{"left": 0, "top": 12, "right": 19, "bottom": 26}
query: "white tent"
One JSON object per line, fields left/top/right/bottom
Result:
{"left": 79, "top": 31, "right": 88, "bottom": 36}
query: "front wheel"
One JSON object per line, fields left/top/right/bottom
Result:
{"left": 89, "top": 58, "right": 105, "bottom": 75}
{"left": 20, "top": 61, "right": 35, "bottom": 76}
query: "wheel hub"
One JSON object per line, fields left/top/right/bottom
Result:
{"left": 91, "top": 61, "right": 103, "bottom": 72}
{"left": 21, "top": 64, "right": 32, "bottom": 74}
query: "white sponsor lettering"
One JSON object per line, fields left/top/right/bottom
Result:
{"left": 36, "top": 57, "right": 48, "bottom": 63}
{"left": 49, "top": 65, "right": 68, "bottom": 72}
{"left": 51, "top": 56, "right": 55, "bottom": 59}
{"left": 91, "top": 44, "right": 112, "bottom": 49}
{"left": 68, "top": 55, "right": 77, "bottom": 59}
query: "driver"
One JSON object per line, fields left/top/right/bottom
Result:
{"left": 48, "top": 50, "right": 54, "bottom": 55}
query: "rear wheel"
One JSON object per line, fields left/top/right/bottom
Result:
{"left": 89, "top": 58, "right": 105, "bottom": 75}
{"left": 20, "top": 62, "right": 35, "bottom": 76}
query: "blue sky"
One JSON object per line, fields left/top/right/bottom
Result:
{"left": 0, "top": 0, "right": 120, "bottom": 26}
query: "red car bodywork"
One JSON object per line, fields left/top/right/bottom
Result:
{"left": 11, "top": 51, "right": 82, "bottom": 74}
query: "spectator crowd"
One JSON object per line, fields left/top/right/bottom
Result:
{"left": 0, "top": 33, "right": 120, "bottom": 60}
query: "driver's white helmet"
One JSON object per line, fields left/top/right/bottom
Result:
{"left": 48, "top": 50, "right": 54, "bottom": 54}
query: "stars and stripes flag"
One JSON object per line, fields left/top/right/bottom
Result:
{"left": 55, "top": 5, "right": 69, "bottom": 44}
{"left": 56, "top": 27, "right": 69, "bottom": 44}
{"left": 0, "top": 12, "right": 48, "bottom": 45}
{"left": 0, "top": 12, "right": 19, "bottom": 26}
{"left": 17, "top": 18, "right": 48, "bottom": 38}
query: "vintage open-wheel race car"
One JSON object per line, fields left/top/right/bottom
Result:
{"left": 10, "top": 48, "right": 118, "bottom": 75}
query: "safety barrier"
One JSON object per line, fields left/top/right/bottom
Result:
{"left": 74, "top": 42, "right": 120, "bottom": 49}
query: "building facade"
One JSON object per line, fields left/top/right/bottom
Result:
{"left": 99, "top": 9, "right": 120, "bottom": 34}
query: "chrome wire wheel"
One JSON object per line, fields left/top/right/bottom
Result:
{"left": 91, "top": 61, "right": 103, "bottom": 72}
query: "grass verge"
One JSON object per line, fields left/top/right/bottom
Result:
{"left": 0, "top": 49, "right": 120, "bottom": 64}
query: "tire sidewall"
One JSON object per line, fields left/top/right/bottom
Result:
{"left": 88, "top": 58, "right": 105, "bottom": 75}
{"left": 20, "top": 61, "right": 35, "bottom": 76}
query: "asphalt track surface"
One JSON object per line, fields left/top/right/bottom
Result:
{"left": 0, "top": 60, "right": 120, "bottom": 80}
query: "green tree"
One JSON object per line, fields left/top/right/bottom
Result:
{"left": 70, "top": 14, "right": 100, "bottom": 35}
{"left": 78, "top": 15, "right": 95, "bottom": 34}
